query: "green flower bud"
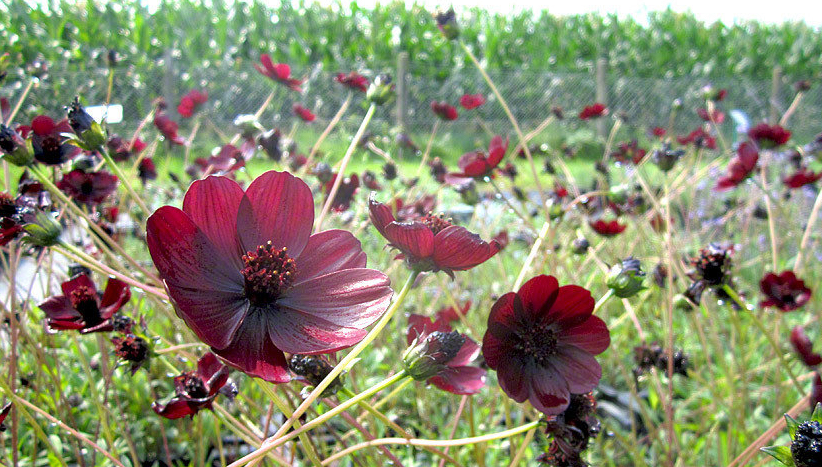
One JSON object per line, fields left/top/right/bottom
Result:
{"left": 68, "top": 97, "right": 107, "bottom": 150}
{"left": 23, "top": 211, "right": 61, "bottom": 247}
{"left": 367, "top": 73, "right": 395, "bottom": 106}
{"left": 652, "top": 145, "right": 684, "bottom": 172}
{"left": 0, "top": 125, "right": 33, "bottom": 166}
{"left": 403, "top": 330, "right": 464, "bottom": 381}
{"left": 607, "top": 184, "right": 631, "bottom": 204}
{"left": 456, "top": 179, "right": 479, "bottom": 205}
{"left": 606, "top": 256, "right": 646, "bottom": 298}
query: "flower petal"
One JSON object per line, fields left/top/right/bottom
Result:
{"left": 516, "top": 275, "right": 559, "bottom": 322}
{"left": 165, "top": 283, "right": 249, "bottom": 350}
{"left": 496, "top": 356, "right": 530, "bottom": 403}
{"left": 485, "top": 292, "right": 519, "bottom": 341}
{"left": 557, "top": 315, "right": 611, "bottom": 355}
{"left": 368, "top": 194, "right": 396, "bottom": 239}
{"left": 99, "top": 278, "right": 131, "bottom": 319}
{"left": 528, "top": 366, "right": 570, "bottom": 415}
{"left": 384, "top": 222, "right": 435, "bottom": 259}
{"left": 61, "top": 274, "right": 97, "bottom": 297}
{"left": 212, "top": 310, "right": 290, "bottom": 383}
{"left": 147, "top": 206, "right": 245, "bottom": 292}
{"left": 552, "top": 346, "right": 602, "bottom": 394}
{"left": 449, "top": 337, "right": 481, "bottom": 367}
{"left": 153, "top": 398, "right": 197, "bottom": 419}
{"left": 546, "top": 284, "right": 595, "bottom": 328}
{"left": 38, "top": 295, "right": 77, "bottom": 321}
{"left": 432, "top": 225, "right": 500, "bottom": 271}
{"left": 183, "top": 175, "right": 246, "bottom": 270}
{"left": 429, "top": 366, "right": 486, "bottom": 395}
{"left": 236, "top": 171, "right": 314, "bottom": 257}
{"left": 278, "top": 268, "right": 392, "bottom": 329}
{"left": 294, "top": 229, "right": 367, "bottom": 283}
{"left": 268, "top": 306, "right": 367, "bottom": 354}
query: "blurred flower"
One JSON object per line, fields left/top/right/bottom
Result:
{"left": 177, "top": 89, "right": 208, "bottom": 118}
{"left": 367, "top": 73, "right": 394, "bottom": 105}
{"left": 38, "top": 274, "right": 131, "bottom": 333}
{"left": 578, "top": 103, "right": 607, "bottom": 120}
{"left": 258, "top": 128, "right": 283, "bottom": 161}
{"left": 482, "top": 275, "right": 610, "bottom": 414}
{"left": 748, "top": 123, "right": 791, "bottom": 148}
{"left": 293, "top": 104, "right": 316, "bottom": 123}
{"left": 431, "top": 101, "right": 458, "bottom": 121}
{"left": 784, "top": 168, "right": 822, "bottom": 189}
{"left": 111, "top": 335, "right": 150, "bottom": 375}
{"left": 335, "top": 72, "right": 369, "bottom": 92}
{"left": 446, "top": 135, "right": 508, "bottom": 183}
{"left": 633, "top": 342, "right": 689, "bottom": 377}
{"left": 369, "top": 193, "right": 500, "bottom": 275}
{"left": 589, "top": 219, "right": 626, "bottom": 237}
{"left": 25, "top": 115, "right": 82, "bottom": 165}
{"left": 57, "top": 169, "right": 118, "bottom": 206}
{"left": 697, "top": 107, "right": 725, "bottom": 123}
{"left": 0, "top": 124, "right": 32, "bottom": 166}
{"left": 434, "top": 7, "right": 460, "bottom": 40}
{"left": 652, "top": 126, "right": 667, "bottom": 138}
{"left": 538, "top": 393, "right": 600, "bottom": 467}
{"left": 362, "top": 170, "right": 381, "bottom": 191}
{"left": 153, "top": 353, "right": 236, "bottom": 419}
{"left": 701, "top": 86, "right": 727, "bottom": 102}
{"left": 153, "top": 111, "right": 186, "bottom": 146}
{"left": 459, "top": 93, "right": 486, "bottom": 110}
{"left": 690, "top": 243, "right": 732, "bottom": 286}
{"left": 760, "top": 270, "right": 811, "bottom": 312}
{"left": 435, "top": 301, "right": 471, "bottom": 324}
{"left": 790, "top": 326, "right": 821, "bottom": 368}
{"left": 107, "top": 135, "right": 146, "bottom": 162}
{"left": 652, "top": 145, "right": 684, "bottom": 172}
{"left": 715, "top": 142, "right": 758, "bottom": 191}
{"left": 795, "top": 80, "right": 812, "bottom": 92}
{"left": 146, "top": 171, "right": 392, "bottom": 383}
{"left": 429, "top": 157, "right": 447, "bottom": 183}
{"left": 138, "top": 157, "right": 157, "bottom": 183}
{"left": 677, "top": 128, "right": 716, "bottom": 150}
{"left": 255, "top": 55, "right": 303, "bottom": 92}
{"left": 324, "top": 173, "right": 360, "bottom": 212}
{"left": 396, "top": 132, "right": 419, "bottom": 152}
{"left": 571, "top": 237, "right": 589, "bottom": 255}
{"left": 382, "top": 162, "right": 398, "bottom": 181}
{"left": 610, "top": 140, "right": 646, "bottom": 165}
{"left": 405, "top": 314, "right": 485, "bottom": 394}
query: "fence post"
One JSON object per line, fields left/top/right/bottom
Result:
{"left": 395, "top": 51, "right": 409, "bottom": 159}
{"left": 770, "top": 66, "right": 782, "bottom": 124}
{"left": 595, "top": 58, "right": 608, "bottom": 138}
{"left": 163, "top": 48, "right": 175, "bottom": 108}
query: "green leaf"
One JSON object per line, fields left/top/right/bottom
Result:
{"left": 785, "top": 413, "right": 799, "bottom": 439}
{"left": 760, "top": 445, "right": 795, "bottom": 466}
{"left": 812, "top": 403, "right": 822, "bottom": 423}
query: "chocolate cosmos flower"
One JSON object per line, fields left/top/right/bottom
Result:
{"left": 790, "top": 326, "right": 822, "bottom": 368}
{"left": 177, "top": 89, "right": 208, "bottom": 118}
{"left": 147, "top": 171, "right": 392, "bottom": 383}
{"left": 446, "top": 135, "right": 508, "bottom": 183}
{"left": 482, "top": 275, "right": 610, "bottom": 415}
{"left": 784, "top": 168, "right": 822, "bottom": 189}
{"left": 27, "top": 115, "right": 82, "bottom": 165}
{"left": 255, "top": 55, "right": 303, "bottom": 92}
{"left": 579, "top": 103, "right": 607, "bottom": 120}
{"left": 760, "top": 270, "right": 811, "bottom": 312}
{"left": 430, "top": 101, "right": 458, "bottom": 121}
{"left": 335, "top": 72, "right": 369, "bottom": 92}
{"left": 153, "top": 352, "right": 236, "bottom": 419}
{"left": 38, "top": 274, "right": 131, "bottom": 333}
{"left": 715, "top": 142, "right": 758, "bottom": 191}
{"left": 369, "top": 193, "right": 500, "bottom": 275}
{"left": 57, "top": 169, "right": 118, "bottom": 206}
{"left": 589, "top": 219, "right": 626, "bottom": 237}
{"left": 748, "top": 123, "right": 791, "bottom": 148}
{"left": 293, "top": 104, "right": 316, "bottom": 122}
{"left": 459, "top": 94, "right": 486, "bottom": 110}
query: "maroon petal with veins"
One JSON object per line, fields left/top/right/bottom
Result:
{"left": 368, "top": 194, "right": 396, "bottom": 237}
{"left": 165, "top": 284, "right": 249, "bottom": 350}
{"left": 384, "top": 222, "right": 435, "bottom": 259}
{"left": 213, "top": 311, "right": 290, "bottom": 383}
{"left": 430, "top": 366, "right": 486, "bottom": 395}
{"left": 61, "top": 274, "right": 97, "bottom": 297}
{"left": 153, "top": 399, "right": 196, "bottom": 419}
{"left": 99, "top": 278, "right": 131, "bottom": 319}
{"left": 183, "top": 176, "right": 246, "bottom": 270}
{"left": 557, "top": 316, "right": 611, "bottom": 355}
{"left": 486, "top": 136, "right": 507, "bottom": 166}
{"left": 432, "top": 226, "right": 500, "bottom": 271}
{"left": 553, "top": 346, "right": 602, "bottom": 393}
{"left": 448, "top": 337, "right": 481, "bottom": 367}
{"left": 516, "top": 275, "right": 559, "bottom": 322}
{"left": 236, "top": 171, "right": 314, "bottom": 256}
{"left": 546, "top": 285, "right": 595, "bottom": 328}
{"left": 496, "top": 356, "right": 530, "bottom": 403}
{"left": 268, "top": 307, "right": 366, "bottom": 354}
{"left": 529, "top": 366, "right": 570, "bottom": 415}
{"left": 294, "top": 229, "right": 367, "bottom": 283}
{"left": 38, "top": 295, "right": 76, "bottom": 321}
{"left": 484, "top": 292, "right": 518, "bottom": 341}
{"left": 279, "top": 268, "right": 392, "bottom": 329}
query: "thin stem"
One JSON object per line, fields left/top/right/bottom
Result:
{"left": 320, "top": 420, "right": 542, "bottom": 466}
{"left": 5, "top": 78, "right": 35, "bottom": 125}
{"left": 593, "top": 288, "right": 614, "bottom": 314}
{"left": 417, "top": 118, "right": 440, "bottom": 174}
{"left": 513, "top": 220, "right": 550, "bottom": 289}
{"left": 303, "top": 91, "right": 352, "bottom": 171}
{"left": 780, "top": 91, "right": 804, "bottom": 127}
{"left": 793, "top": 182, "right": 822, "bottom": 273}
{"left": 98, "top": 145, "right": 150, "bottom": 216}
{"left": 315, "top": 102, "right": 376, "bottom": 231}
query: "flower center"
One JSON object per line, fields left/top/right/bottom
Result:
{"left": 421, "top": 213, "right": 453, "bottom": 235}
{"left": 241, "top": 242, "right": 296, "bottom": 306}
{"left": 180, "top": 372, "right": 209, "bottom": 399}
{"left": 42, "top": 136, "right": 61, "bottom": 156}
{"left": 80, "top": 180, "right": 95, "bottom": 196}
{"left": 70, "top": 286, "right": 102, "bottom": 325}
{"left": 515, "top": 324, "right": 558, "bottom": 366}
{"left": 0, "top": 193, "right": 17, "bottom": 218}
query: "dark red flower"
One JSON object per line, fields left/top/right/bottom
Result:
{"left": 38, "top": 274, "right": 131, "bottom": 333}
{"left": 139, "top": 157, "right": 158, "bottom": 182}
{"left": 153, "top": 352, "right": 236, "bottom": 419}
{"left": 760, "top": 270, "right": 811, "bottom": 311}
{"left": 677, "top": 128, "right": 717, "bottom": 150}
{"left": 482, "top": 275, "right": 610, "bottom": 415}
{"left": 362, "top": 171, "right": 381, "bottom": 191}
{"left": 610, "top": 140, "right": 646, "bottom": 165}
{"left": 153, "top": 112, "right": 186, "bottom": 146}
{"left": 459, "top": 93, "right": 486, "bottom": 110}
{"left": 0, "top": 217, "right": 24, "bottom": 246}
{"left": 177, "top": 89, "right": 208, "bottom": 118}
{"left": 324, "top": 173, "right": 360, "bottom": 212}
{"left": 0, "top": 403, "right": 10, "bottom": 432}
{"left": 369, "top": 194, "right": 500, "bottom": 275}
{"left": 790, "top": 326, "right": 822, "bottom": 368}
{"left": 579, "top": 103, "right": 607, "bottom": 120}
{"left": 335, "top": 72, "right": 369, "bottom": 92}
{"left": 27, "top": 115, "right": 81, "bottom": 165}
{"left": 255, "top": 55, "right": 303, "bottom": 92}
{"left": 394, "top": 195, "right": 437, "bottom": 222}
{"left": 697, "top": 108, "right": 725, "bottom": 124}
{"left": 147, "top": 171, "right": 392, "bottom": 383}
{"left": 111, "top": 334, "right": 151, "bottom": 375}
{"left": 492, "top": 230, "right": 510, "bottom": 250}
{"left": 107, "top": 135, "right": 147, "bottom": 162}
{"left": 690, "top": 243, "right": 734, "bottom": 286}
{"left": 784, "top": 167, "right": 822, "bottom": 189}
{"left": 715, "top": 141, "right": 759, "bottom": 191}
{"left": 589, "top": 219, "right": 626, "bottom": 237}
{"left": 652, "top": 127, "right": 667, "bottom": 138}
{"left": 194, "top": 144, "right": 248, "bottom": 176}
{"left": 406, "top": 314, "right": 486, "bottom": 395}
{"left": 812, "top": 374, "right": 822, "bottom": 411}
{"left": 430, "top": 101, "right": 459, "bottom": 121}
{"left": 57, "top": 169, "right": 118, "bottom": 206}
{"left": 435, "top": 301, "right": 471, "bottom": 324}
{"left": 446, "top": 136, "right": 508, "bottom": 183}
{"left": 748, "top": 123, "right": 791, "bottom": 148}
{"left": 429, "top": 157, "right": 447, "bottom": 183}
{"left": 293, "top": 104, "right": 316, "bottom": 123}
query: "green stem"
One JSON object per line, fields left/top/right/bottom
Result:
{"left": 339, "top": 387, "right": 411, "bottom": 438}
{"left": 259, "top": 383, "right": 323, "bottom": 467}
{"left": 98, "top": 145, "right": 150, "bottom": 216}
{"left": 594, "top": 288, "right": 615, "bottom": 313}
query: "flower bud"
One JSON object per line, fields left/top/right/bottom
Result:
{"left": 313, "top": 163, "right": 333, "bottom": 184}
{"left": 382, "top": 162, "right": 398, "bottom": 181}
{"left": 606, "top": 256, "right": 646, "bottom": 298}
{"left": 652, "top": 145, "right": 684, "bottom": 172}
{"left": 403, "top": 330, "right": 465, "bottom": 381}
{"left": 68, "top": 97, "right": 106, "bottom": 149}
{"left": 23, "top": 211, "right": 61, "bottom": 247}
{"left": 607, "top": 184, "right": 631, "bottom": 204}
{"left": 434, "top": 7, "right": 460, "bottom": 40}
{"left": 367, "top": 73, "right": 395, "bottom": 106}
{"left": 456, "top": 179, "right": 479, "bottom": 205}
{"left": 682, "top": 280, "right": 707, "bottom": 307}
{"left": 289, "top": 354, "right": 343, "bottom": 396}
{"left": 571, "top": 237, "right": 589, "bottom": 255}
{"left": 0, "top": 125, "right": 33, "bottom": 166}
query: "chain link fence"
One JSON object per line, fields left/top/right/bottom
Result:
{"left": 8, "top": 63, "right": 822, "bottom": 144}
